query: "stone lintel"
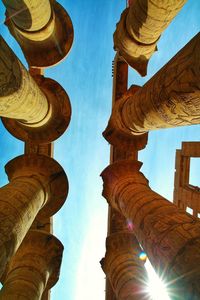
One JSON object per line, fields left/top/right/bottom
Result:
{"left": 105, "top": 231, "right": 143, "bottom": 254}
{"left": 182, "top": 142, "right": 200, "bottom": 157}
{"left": 24, "top": 142, "right": 54, "bottom": 157}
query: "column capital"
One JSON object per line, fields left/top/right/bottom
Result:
{"left": 5, "top": 2, "right": 74, "bottom": 68}
{"left": 101, "top": 160, "right": 147, "bottom": 211}
{"left": 2, "top": 75, "right": 71, "bottom": 144}
{"left": 103, "top": 85, "right": 148, "bottom": 150}
{"left": 5, "top": 154, "right": 68, "bottom": 218}
{"left": 1, "top": 230, "right": 64, "bottom": 297}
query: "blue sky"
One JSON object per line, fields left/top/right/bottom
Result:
{"left": 0, "top": 1, "right": 200, "bottom": 299}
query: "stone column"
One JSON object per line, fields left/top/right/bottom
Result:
{"left": 101, "top": 212, "right": 149, "bottom": 300}
{"left": 101, "top": 160, "right": 200, "bottom": 299}
{"left": 3, "top": 0, "right": 74, "bottom": 67}
{"left": 0, "top": 230, "right": 63, "bottom": 300}
{"left": 0, "top": 154, "right": 68, "bottom": 278}
{"left": 0, "top": 37, "right": 71, "bottom": 143}
{"left": 104, "top": 33, "right": 200, "bottom": 143}
{"left": 114, "top": 0, "right": 187, "bottom": 76}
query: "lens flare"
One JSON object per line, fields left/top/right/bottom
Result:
{"left": 126, "top": 218, "right": 134, "bottom": 231}
{"left": 139, "top": 251, "right": 147, "bottom": 261}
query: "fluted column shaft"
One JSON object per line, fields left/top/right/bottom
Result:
{"left": 0, "top": 154, "right": 68, "bottom": 279}
{"left": 102, "top": 231, "right": 148, "bottom": 300}
{"left": 0, "top": 230, "right": 63, "bottom": 300}
{"left": 107, "top": 33, "right": 200, "bottom": 138}
{"left": 101, "top": 160, "right": 200, "bottom": 299}
{"left": 0, "top": 36, "right": 49, "bottom": 124}
{"left": 2, "top": 0, "right": 52, "bottom": 32}
{"left": 114, "top": 0, "right": 186, "bottom": 75}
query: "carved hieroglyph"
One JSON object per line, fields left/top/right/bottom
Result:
{"left": 105, "top": 33, "right": 200, "bottom": 140}
{"left": 101, "top": 230, "right": 148, "bottom": 300}
{"left": 101, "top": 160, "right": 200, "bottom": 299}
{"left": 0, "top": 230, "right": 63, "bottom": 300}
{"left": 0, "top": 154, "right": 68, "bottom": 279}
{"left": 114, "top": 0, "right": 187, "bottom": 76}
{"left": 103, "top": 54, "right": 149, "bottom": 300}
{"left": 4, "top": 1, "right": 74, "bottom": 67}
{"left": 103, "top": 54, "right": 148, "bottom": 151}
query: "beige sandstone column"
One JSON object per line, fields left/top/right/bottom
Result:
{"left": 0, "top": 154, "right": 68, "bottom": 279}
{"left": 103, "top": 54, "right": 149, "bottom": 300}
{"left": 3, "top": 0, "right": 74, "bottom": 67}
{"left": 0, "top": 36, "right": 71, "bottom": 143}
{"left": 0, "top": 230, "right": 63, "bottom": 300}
{"left": 104, "top": 33, "right": 200, "bottom": 145}
{"left": 114, "top": 0, "right": 187, "bottom": 76}
{"left": 101, "top": 215, "right": 149, "bottom": 300}
{"left": 101, "top": 160, "right": 200, "bottom": 299}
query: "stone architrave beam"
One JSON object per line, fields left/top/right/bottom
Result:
{"left": 104, "top": 33, "right": 200, "bottom": 144}
{"left": 0, "top": 154, "right": 68, "bottom": 278}
{"left": 114, "top": 0, "right": 187, "bottom": 76}
{"left": 0, "top": 37, "right": 71, "bottom": 143}
{"left": 101, "top": 160, "right": 200, "bottom": 299}
{"left": 0, "top": 230, "right": 63, "bottom": 299}
{"left": 3, "top": 0, "right": 74, "bottom": 67}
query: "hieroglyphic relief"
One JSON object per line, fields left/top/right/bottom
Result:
{"left": 101, "top": 160, "right": 200, "bottom": 298}
{"left": 0, "top": 230, "right": 63, "bottom": 299}
{"left": 105, "top": 33, "right": 200, "bottom": 142}
{"left": 121, "top": 33, "right": 200, "bottom": 133}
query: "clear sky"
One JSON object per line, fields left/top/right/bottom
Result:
{"left": 0, "top": 1, "right": 200, "bottom": 300}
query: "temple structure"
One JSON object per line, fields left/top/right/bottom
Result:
{"left": 0, "top": 0, "right": 73, "bottom": 299}
{"left": 0, "top": 1, "right": 200, "bottom": 300}
{"left": 102, "top": 1, "right": 200, "bottom": 300}
{"left": 173, "top": 142, "right": 200, "bottom": 218}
